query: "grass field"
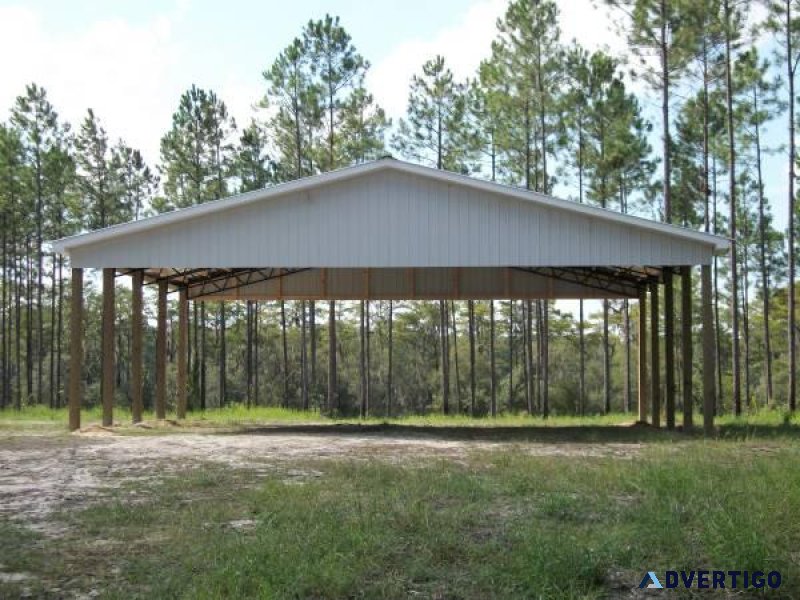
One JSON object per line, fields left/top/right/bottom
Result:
{"left": 1, "top": 407, "right": 799, "bottom": 598}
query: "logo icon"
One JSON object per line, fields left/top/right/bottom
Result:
{"left": 639, "top": 572, "right": 663, "bottom": 589}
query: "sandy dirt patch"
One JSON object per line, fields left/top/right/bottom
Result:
{"left": 0, "top": 428, "right": 643, "bottom": 530}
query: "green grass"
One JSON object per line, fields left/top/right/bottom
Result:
{"left": 3, "top": 442, "right": 797, "bottom": 599}
{"left": 2, "top": 407, "right": 800, "bottom": 597}
{"left": 0, "top": 403, "right": 636, "bottom": 426}
{"left": 3, "top": 404, "right": 800, "bottom": 442}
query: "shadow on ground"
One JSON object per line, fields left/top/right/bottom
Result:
{"left": 220, "top": 422, "right": 672, "bottom": 443}
{"left": 216, "top": 421, "right": 800, "bottom": 443}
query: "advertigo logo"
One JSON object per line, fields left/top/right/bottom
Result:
{"left": 639, "top": 570, "right": 782, "bottom": 590}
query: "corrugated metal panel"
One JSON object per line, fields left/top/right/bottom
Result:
{"left": 190, "top": 268, "right": 638, "bottom": 301}
{"left": 67, "top": 168, "right": 716, "bottom": 269}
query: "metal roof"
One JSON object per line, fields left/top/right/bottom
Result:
{"left": 50, "top": 158, "right": 729, "bottom": 300}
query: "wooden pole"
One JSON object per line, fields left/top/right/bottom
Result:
{"left": 131, "top": 271, "right": 143, "bottom": 423}
{"left": 664, "top": 270, "right": 675, "bottom": 430}
{"left": 490, "top": 300, "right": 496, "bottom": 417}
{"left": 101, "top": 268, "right": 115, "bottom": 427}
{"left": 328, "top": 300, "right": 337, "bottom": 415}
{"left": 650, "top": 282, "right": 661, "bottom": 428}
{"left": 68, "top": 268, "right": 83, "bottom": 431}
{"left": 637, "top": 287, "right": 648, "bottom": 423}
{"left": 681, "top": 266, "right": 693, "bottom": 430}
{"left": 702, "top": 264, "right": 716, "bottom": 435}
{"left": 177, "top": 288, "right": 188, "bottom": 419}
{"left": 156, "top": 280, "right": 167, "bottom": 420}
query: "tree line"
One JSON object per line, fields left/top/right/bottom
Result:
{"left": 0, "top": 0, "right": 797, "bottom": 418}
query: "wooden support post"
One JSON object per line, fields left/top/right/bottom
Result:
{"left": 131, "top": 271, "right": 143, "bottom": 423}
{"left": 177, "top": 288, "right": 188, "bottom": 419}
{"left": 328, "top": 300, "right": 337, "bottom": 415}
{"left": 681, "top": 266, "right": 693, "bottom": 430}
{"left": 637, "top": 287, "right": 648, "bottom": 423}
{"left": 101, "top": 268, "right": 115, "bottom": 427}
{"left": 664, "top": 270, "right": 675, "bottom": 430}
{"left": 650, "top": 282, "right": 661, "bottom": 428}
{"left": 156, "top": 279, "right": 167, "bottom": 420}
{"left": 701, "top": 264, "right": 716, "bottom": 435}
{"left": 68, "top": 268, "right": 83, "bottom": 431}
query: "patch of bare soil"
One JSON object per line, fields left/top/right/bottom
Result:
{"left": 0, "top": 429, "right": 643, "bottom": 533}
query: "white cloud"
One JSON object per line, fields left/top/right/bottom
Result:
{"left": 367, "top": 0, "right": 508, "bottom": 121}
{"left": 0, "top": 3, "right": 184, "bottom": 166}
{"left": 368, "top": 0, "right": 624, "bottom": 123}
{"left": 0, "top": 0, "right": 626, "bottom": 166}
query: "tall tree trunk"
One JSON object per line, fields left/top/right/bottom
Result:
{"left": 301, "top": 301, "right": 309, "bottom": 411}
{"left": 603, "top": 300, "right": 611, "bottom": 414}
{"left": 387, "top": 300, "right": 393, "bottom": 418}
{"left": 34, "top": 147, "right": 44, "bottom": 410}
{"left": 541, "top": 301, "right": 549, "bottom": 418}
{"left": 218, "top": 303, "right": 226, "bottom": 407}
{"left": 366, "top": 300, "right": 371, "bottom": 416}
{"left": 440, "top": 300, "right": 450, "bottom": 414}
{"left": 525, "top": 300, "right": 533, "bottom": 414}
{"left": 490, "top": 300, "right": 496, "bottom": 417}
{"left": 741, "top": 241, "right": 751, "bottom": 406}
{"left": 451, "top": 301, "right": 461, "bottom": 413}
{"left": 754, "top": 93, "right": 773, "bottom": 405}
{"left": 310, "top": 300, "right": 316, "bottom": 399}
{"left": 26, "top": 237, "right": 33, "bottom": 403}
{"left": 360, "top": 300, "right": 367, "bottom": 418}
{"left": 246, "top": 301, "right": 252, "bottom": 408}
{"left": 328, "top": 300, "right": 337, "bottom": 415}
{"left": 200, "top": 303, "right": 207, "bottom": 411}
{"left": 701, "top": 41, "right": 717, "bottom": 408}
{"left": 577, "top": 117, "right": 586, "bottom": 416}
{"left": 786, "top": 0, "right": 797, "bottom": 412}
{"left": 15, "top": 244, "right": 22, "bottom": 410}
{"left": 49, "top": 253, "right": 57, "bottom": 407}
{"left": 535, "top": 301, "right": 543, "bottom": 413}
{"left": 508, "top": 300, "right": 514, "bottom": 412}
{"left": 254, "top": 302, "right": 260, "bottom": 406}
{"left": 0, "top": 211, "right": 6, "bottom": 409}
{"left": 468, "top": 300, "right": 476, "bottom": 416}
{"left": 713, "top": 159, "right": 723, "bottom": 412}
{"left": 579, "top": 300, "right": 585, "bottom": 416}
{"left": 659, "top": 0, "right": 677, "bottom": 428}
{"left": 281, "top": 300, "right": 289, "bottom": 409}
{"left": 624, "top": 300, "right": 632, "bottom": 413}
{"left": 723, "top": 0, "right": 742, "bottom": 415}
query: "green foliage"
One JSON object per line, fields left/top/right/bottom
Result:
{"left": 0, "top": 7, "right": 798, "bottom": 418}
{"left": 159, "top": 85, "right": 236, "bottom": 209}
{"left": 392, "top": 55, "right": 474, "bottom": 172}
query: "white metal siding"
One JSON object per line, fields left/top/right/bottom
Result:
{"left": 68, "top": 169, "right": 715, "bottom": 268}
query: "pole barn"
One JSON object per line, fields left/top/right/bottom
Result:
{"left": 51, "top": 158, "right": 729, "bottom": 433}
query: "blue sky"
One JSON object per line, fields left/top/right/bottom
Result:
{"left": 0, "top": 0, "right": 790, "bottom": 234}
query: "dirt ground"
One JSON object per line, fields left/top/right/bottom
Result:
{"left": 0, "top": 424, "right": 643, "bottom": 532}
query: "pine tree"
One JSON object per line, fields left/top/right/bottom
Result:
{"left": 734, "top": 47, "right": 785, "bottom": 406}
{"left": 722, "top": 0, "right": 748, "bottom": 414}
{"left": 562, "top": 44, "right": 592, "bottom": 416}
{"left": 392, "top": 56, "right": 473, "bottom": 172}
{"left": 112, "top": 143, "right": 157, "bottom": 221}
{"left": 762, "top": 0, "right": 800, "bottom": 412}
{"left": 606, "top": 0, "right": 695, "bottom": 426}
{"left": 0, "top": 125, "right": 26, "bottom": 408}
{"left": 11, "top": 84, "right": 67, "bottom": 404}
{"left": 236, "top": 120, "right": 273, "bottom": 192}
{"left": 160, "top": 85, "right": 236, "bottom": 410}
{"left": 393, "top": 54, "right": 476, "bottom": 414}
